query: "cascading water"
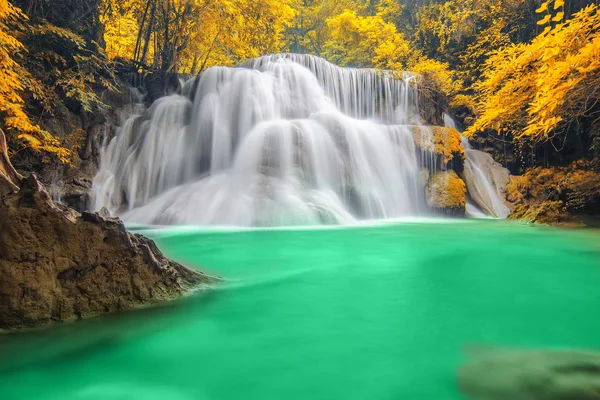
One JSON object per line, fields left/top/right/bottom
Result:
{"left": 92, "top": 54, "right": 430, "bottom": 226}
{"left": 444, "top": 114, "right": 511, "bottom": 219}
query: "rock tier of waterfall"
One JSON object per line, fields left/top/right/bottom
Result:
{"left": 443, "top": 115, "right": 511, "bottom": 219}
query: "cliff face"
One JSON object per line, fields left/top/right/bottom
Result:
{"left": 0, "top": 130, "right": 217, "bottom": 331}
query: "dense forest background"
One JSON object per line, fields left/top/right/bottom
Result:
{"left": 0, "top": 0, "right": 599, "bottom": 182}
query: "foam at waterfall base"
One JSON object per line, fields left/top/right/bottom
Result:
{"left": 92, "top": 54, "right": 429, "bottom": 226}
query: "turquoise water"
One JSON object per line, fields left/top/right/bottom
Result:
{"left": 1, "top": 220, "right": 600, "bottom": 400}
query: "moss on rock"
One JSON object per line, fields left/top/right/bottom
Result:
{"left": 507, "top": 160, "right": 600, "bottom": 225}
{"left": 412, "top": 125, "right": 465, "bottom": 167}
{"left": 426, "top": 170, "right": 467, "bottom": 216}
{"left": 508, "top": 202, "right": 580, "bottom": 226}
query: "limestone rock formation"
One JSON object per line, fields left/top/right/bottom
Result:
{"left": 458, "top": 347, "right": 600, "bottom": 400}
{"left": 411, "top": 126, "right": 465, "bottom": 171}
{"left": 0, "top": 130, "right": 216, "bottom": 330}
{"left": 426, "top": 170, "right": 467, "bottom": 216}
{"left": 462, "top": 145, "right": 511, "bottom": 218}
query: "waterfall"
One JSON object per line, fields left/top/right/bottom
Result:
{"left": 92, "top": 54, "right": 429, "bottom": 226}
{"left": 444, "top": 114, "right": 511, "bottom": 219}
{"left": 91, "top": 55, "right": 512, "bottom": 225}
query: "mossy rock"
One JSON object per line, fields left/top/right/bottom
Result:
{"left": 506, "top": 160, "right": 600, "bottom": 225}
{"left": 426, "top": 170, "right": 467, "bottom": 216}
{"left": 508, "top": 201, "right": 581, "bottom": 226}
{"left": 411, "top": 125, "right": 465, "bottom": 167}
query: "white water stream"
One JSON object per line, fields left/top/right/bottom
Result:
{"left": 92, "top": 54, "right": 507, "bottom": 226}
{"left": 443, "top": 114, "right": 511, "bottom": 219}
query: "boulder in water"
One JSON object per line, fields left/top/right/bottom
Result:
{"left": 458, "top": 347, "right": 600, "bottom": 400}
{"left": 0, "top": 130, "right": 217, "bottom": 330}
{"left": 426, "top": 171, "right": 467, "bottom": 216}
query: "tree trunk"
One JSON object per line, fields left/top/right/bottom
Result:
{"left": 0, "top": 130, "right": 23, "bottom": 195}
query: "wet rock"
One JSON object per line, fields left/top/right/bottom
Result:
{"left": 426, "top": 170, "right": 467, "bottom": 216}
{"left": 462, "top": 147, "right": 511, "bottom": 218}
{"left": 458, "top": 347, "right": 600, "bottom": 400}
{"left": 411, "top": 126, "right": 465, "bottom": 172}
{"left": 0, "top": 130, "right": 217, "bottom": 330}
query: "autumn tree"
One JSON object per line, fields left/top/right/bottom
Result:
{"left": 414, "top": 0, "right": 537, "bottom": 86}
{"left": 467, "top": 1, "right": 600, "bottom": 145}
{"left": 0, "top": 0, "right": 81, "bottom": 162}
{"left": 101, "top": 0, "right": 295, "bottom": 73}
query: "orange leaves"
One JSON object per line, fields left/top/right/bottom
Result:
{"left": 537, "top": 14, "right": 551, "bottom": 25}
{"left": 536, "top": 2, "right": 549, "bottom": 13}
{"left": 536, "top": 0, "right": 564, "bottom": 14}
{"left": 0, "top": 0, "right": 34, "bottom": 149}
{"left": 0, "top": 1, "right": 75, "bottom": 163}
{"left": 537, "top": 0, "right": 564, "bottom": 26}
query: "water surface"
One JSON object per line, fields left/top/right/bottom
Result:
{"left": 1, "top": 220, "right": 599, "bottom": 400}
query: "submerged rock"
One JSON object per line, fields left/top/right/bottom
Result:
{"left": 426, "top": 170, "right": 467, "bottom": 216}
{"left": 458, "top": 347, "right": 600, "bottom": 400}
{"left": 0, "top": 131, "right": 216, "bottom": 330}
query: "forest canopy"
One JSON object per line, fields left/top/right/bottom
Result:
{"left": 0, "top": 0, "right": 599, "bottom": 167}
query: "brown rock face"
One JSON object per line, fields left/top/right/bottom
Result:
{"left": 0, "top": 130, "right": 216, "bottom": 330}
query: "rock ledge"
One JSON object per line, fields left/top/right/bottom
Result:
{"left": 0, "top": 131, "right": 217, "bottom": 330}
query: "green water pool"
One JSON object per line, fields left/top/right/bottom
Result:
{"left": 1, "top": 220, "right": 600, "bottom": 399}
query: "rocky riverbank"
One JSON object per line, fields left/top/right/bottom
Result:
{"left": 0, "top": 130, "right": 217, "bottom": 331}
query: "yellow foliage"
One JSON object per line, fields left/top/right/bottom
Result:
{"left": 414, "top": 0, "right": 523, "bottom": 89}
{"left": 287, "top": 0, "right": 355, "bottom": 55}
{"left": 0, "top": 0, "right": 72, "bottom": 163}
{"left": 507, "top": 160, "right": 600, "bottom": 225}
{"left": 410, "top": 58, "right": 461, "bottom": 98}
{"left": 101, "top": 2, "right": 139, "bottom": 61}
{"left": 101, "top": 0, "right": 295, "bottom": 72}
{"left": 412, "top": 126, "right": 465, "bottom": 165}
{"left": 467, "top": 3, "right": 600, "bottom": 142}
{"left": 509, "top": 201, "right": 577, "bottom": 225}
{"left": 506, "top": 175, "right": 530, "bottom": 204}
{"left": 323, "top": 9, "right": 411, "bottom": 70}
